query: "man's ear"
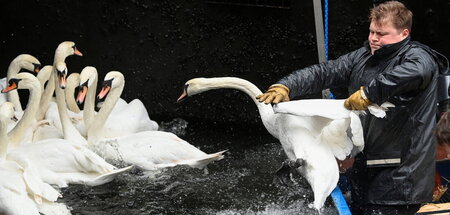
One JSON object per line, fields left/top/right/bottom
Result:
{"left": 402, "top": 28, "right": 410, "bottom": 38}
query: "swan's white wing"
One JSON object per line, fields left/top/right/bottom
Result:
{"left": 367, "top": 102, "right": 395, "bottom": 118}
{"left": 349, "top": 111, "right": 364, "bottom": 151}
{"left": 318, "top": 118, "right": 353, "bottom": 160}
{"left": 274, "top": 99, "right": 351, "bottom": 119}
{"left": 101, "top": 99, "right": 159, "bottom": 138}
{"left": 22, "top": 165, "right": 61, "bottom": 203}
{"left": 0, "top": 162, "right": 41, "bottom": 215}
{"left": 94, "top": 131, "right": 225, "bottom": 170}
{"left": 37, "top": 201, "right": 72, "bottom": 215}
{"left": 7, "top": 139, "right": 129, "bottom": 188}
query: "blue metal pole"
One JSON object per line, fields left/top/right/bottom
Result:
{"left": 331, "top": 186, "right": 352, "bottom": 215}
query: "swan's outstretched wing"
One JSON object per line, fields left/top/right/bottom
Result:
{"left": 318, "top": 118, "right": 353, "bottom": 160}
{"left": 273, "top": 99, "right": 351, "bottom": 119}
{"left": 274, "top": 99, "right": 393, "bottom": 119}
{"left": 275, "top": 99, "right": 392, "bottom": 159}
{"left": 349, "top": 111, "right": 364, "bottom": 151}
{"left": 367, "top": 102, "right": 395, "bottom": 118}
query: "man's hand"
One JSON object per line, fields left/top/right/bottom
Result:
{"left": 256, "top": 84, "right": 290, "bottom": 104}
{"left": 344, "top": 86, "right": 372, "bottom": 110}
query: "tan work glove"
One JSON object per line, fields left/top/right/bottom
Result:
{"left": 256, "top": 84, "right": 290, "bottom": 104}
{"left": 344, "top": 86, "right": 372, "bottom": 110}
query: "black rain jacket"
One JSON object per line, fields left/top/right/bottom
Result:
{"left": 277, "top": 37, "right": 449, "bottom": 205}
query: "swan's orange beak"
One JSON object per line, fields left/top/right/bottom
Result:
{"left": 74, "top": 47, "right": 83, "bottom": 56}
{"left": 58, "top": 73, "right": 67, "bottom": 89}
{"left": 1, "top": 82, "right": 17, "bottom": 93}
{"left": 177, "top": 90, "right": 187, "bottom": 103}
{"left": 98, "top": 86, "right": 111, "bottom": 100}
{"left": 76, "top": 86, "right": 88, "bottom": 104}
{"left": 177, "top": 84, "right": 189, "bottom": 103}
{"left": 34, "top": 63, "right": 41, "bottom": 73}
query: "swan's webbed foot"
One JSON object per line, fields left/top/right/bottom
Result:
{"left": 274, "top": 158, "right": 304, "bottom": 186}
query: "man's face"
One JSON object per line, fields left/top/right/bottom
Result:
{"left": 368, "top": 20, "right": 409, "bottom": 54}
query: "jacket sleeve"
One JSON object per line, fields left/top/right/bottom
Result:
{"left": 276, "top": 48, "right": 363, "bottom": 98}
{"left": 364, "top": 48, "right": 436, "bottom": 105}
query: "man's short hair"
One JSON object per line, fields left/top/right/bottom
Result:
{"left": 369, "top": 1, "right": 413, "bottom": 32}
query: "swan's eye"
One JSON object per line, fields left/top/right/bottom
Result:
{"left": 32, "top": 63, "right": 41, "bottom": 70}
{"left": 57, "top": 69, "right": 66, "bottom": 75}
{"left": 80, "top": 81, "right": 88, "bottom": 87}
{"left": 8, "top": 78, "right": 21, "bottom": 85}
{"left": 102, "top": 79, "right": 113, "bottom": 87}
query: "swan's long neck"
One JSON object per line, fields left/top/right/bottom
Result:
{"left": 54, "top": 70, "right": 87, "bottom": 145}
{"left": 66, "top": 74, "right": 81, "bottom": 113}
{"left": 198, "top": 77, "right": 278, "bottom": 138}
{"left": 36, "top": 73, "right": 55, "bottom": 120}
{"left": 36, "top": 67, "right": 56, "bottom": 120}
{"left": 0, "top": 116, "right": 8, "bottom": 162}
{"left": 6, "top": 60, "right": 23, "bottom": 112}
{"left": 83, "top": 73, "right": 98, "bottom": 127}
{"left": 8, "top": 80, "right": 41, "bottom": 146}
{"left": 53, "top": 49, "right": 70, "bottom": 64}
{"left": 87, "top": 82, "right": 124, "bottom": 144}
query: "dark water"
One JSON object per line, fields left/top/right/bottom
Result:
{"left": 60, "top": 119, "right": 339, "bottom": 215}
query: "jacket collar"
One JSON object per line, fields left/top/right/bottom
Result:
{"left": 364, "top": 36, "right": 411, "bottom": 58}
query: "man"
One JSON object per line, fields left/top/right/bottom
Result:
{"left": 257, "top": 1, "right": 449, "bottom": 214}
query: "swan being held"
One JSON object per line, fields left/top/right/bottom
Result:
{"left": 177, "top": 77, "right": 391, "bottom": 210}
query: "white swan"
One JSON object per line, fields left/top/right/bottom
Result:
{"left": 32, "top": 65, "right": 65, "bottom": 142}
{"left": 2, "top": 66, "right": 56, "bottom": 144}
{"left": 0, "top": 103, "right": 66, "bottom": 215}
{"left": 77, "top": 67, "right": 158, "bottom": 139}
{"left": 0, "top": 54, "right": 41, "bottom": 111}
{"left": 52, "top": 61, "right": 88, "bottom": 144}
{"left": 36, "top": 41, "right": 82, "bottom": 121}
{"left": 85, "top": 71, "right": 225, "bottom": 170}
{"left": 41, "top": 66, "right": 85, "bottom": 140}
{"left": 177, "top": 77, "right": 390, "bottom": 210}
{"left": 3, "top": 72, "right": 42, "bottom": 146}
{"left": 2, "top": 72, "right": 132, "bottom": 188}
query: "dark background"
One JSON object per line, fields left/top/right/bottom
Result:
{"left": 0, "top": 0, "right": 448, "bottom": 125}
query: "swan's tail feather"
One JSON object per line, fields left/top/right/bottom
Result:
{"left": 84, "top": 165, "right": 133, "bottom": 186}
{"left": 188, "top": 150, "right": 227, "bottom": 169}
{"left": 157, "top": 150, "right": 227, "bottom": 169}
{"left": 38, "top": 201, "right": 72, "bottom": 215}
{"left": 22, "top": 168, "right": 61, "bottom": 203}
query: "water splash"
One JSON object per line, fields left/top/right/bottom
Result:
{"left": 60, "top": 120, "right": 339, "bottom": 214}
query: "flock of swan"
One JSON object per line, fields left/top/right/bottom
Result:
{"left": 0, "top": 41, "right": 392, "bottom": 214}
{"left": 0, "top": 41, "right": 225, "bottom": 215}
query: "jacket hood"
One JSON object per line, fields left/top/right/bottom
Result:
{"left": 411, "top": 41, "right": 449, "bottom": 76}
